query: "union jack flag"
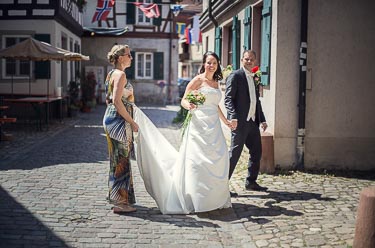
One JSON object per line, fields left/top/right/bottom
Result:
{"left": 91, "top": 0, "right": 115, "bottom": 23}
{"left": 133, "top": 2, "right": 160, "bottom": 18}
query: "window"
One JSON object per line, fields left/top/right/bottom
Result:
{"left": 137, "top": 0, "right": 151, "bottom": 24}
{"left": 2, "top": 35, "right": 31, "bottom": 79}
{"left": 227, "top": 27, "right": 233, "bottom": 67}
{"left": 136, "top": 52, "right": 153, "bottom": 79}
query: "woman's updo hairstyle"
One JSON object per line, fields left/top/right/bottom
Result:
{"left": 107, "top": 44, "right": 129, "bottom": 64}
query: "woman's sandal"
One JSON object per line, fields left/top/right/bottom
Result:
{"left": 113, "top": 204, "right": 137, "bottom": 214}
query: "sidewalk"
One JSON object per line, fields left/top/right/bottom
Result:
{"left": 0, "top": 104, "right": 374, "bottom": 248}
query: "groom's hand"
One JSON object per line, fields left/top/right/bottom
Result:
{"left": 261, "top": 122, "right": 268, "bottom": 132}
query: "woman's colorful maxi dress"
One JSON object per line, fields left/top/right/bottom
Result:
{"left": 103, "top": 70, "right": 136, "bottom": 207}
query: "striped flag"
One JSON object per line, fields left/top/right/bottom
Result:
{"left": 91, "top": 0, "right": 115, "bottom": 23}
{"left": 184, "top": 28, "right": 191, "bottom": 44}
{"left": 133, "top": 2, "right": 160, "bottom": 18}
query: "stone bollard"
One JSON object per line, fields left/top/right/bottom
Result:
{"left": 260, "top": 132, "right": 275, "bottom": 174}
{"left": 353, "top": 186, "right": 375, "bottom": 248}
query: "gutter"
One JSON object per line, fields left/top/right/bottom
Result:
{"left": 296, "top": 0, "right": 308, "bottom": 170}
{"left": 208, "top": 0, "right": 218, "bottom": 27}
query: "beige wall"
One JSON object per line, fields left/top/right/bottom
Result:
{"left": 271, "top": 0, "right": 300, "bottom": 168}
{"left": 305, "top": 0, "right": 375, "bottom": 170}
{"left": 82, "top": 36, "right": 179, "bottom": 104}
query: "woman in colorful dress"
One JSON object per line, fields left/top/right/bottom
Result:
{"left": 103, "top": 44, "right": 139, "bottom": 214}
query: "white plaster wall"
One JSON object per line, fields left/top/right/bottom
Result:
{"left": 305, "top": 0, "right": 375, "bottom": 170}
{"left": 271, "top": 0, "right": 300, "bottom": 169}
{"left": 0, "top": 20, "right": 81, "bottom": 96}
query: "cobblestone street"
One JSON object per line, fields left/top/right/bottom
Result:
{"left": 0, "top": 104, "right": 374, "bottom": 248}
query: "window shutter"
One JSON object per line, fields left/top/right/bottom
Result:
{"left": 153, "top": 52, "right": 164, "bottom": 80}
{"left": 126, "top": 1, "right": 135, "bottom": 24}
{"left": 232, "top": 15, "right": 240, "bottom": 70}
{"left": 261, "top": 0, "right": 272, "bottom": 86}
{"left": 126, "top": 51, "right": 136, "bottom": 79}
{"left": 214, "top": 27, "right": 222, "bottom": 59}
{"left": 153, "top": 0, "right": 162, "bottom": 26}
{"left": 34, "top": 34, "right": 51, "bottom": 79}
{"left": 243, "top": 6, "right": 252, "bottom": 50}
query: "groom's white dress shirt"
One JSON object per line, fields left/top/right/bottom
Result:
{"left": 243, "top": 67, "right": 256, "bottom": 122}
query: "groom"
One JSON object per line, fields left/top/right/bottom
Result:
{"left": 224, "top": 50, "right": 268, "bottom": 195}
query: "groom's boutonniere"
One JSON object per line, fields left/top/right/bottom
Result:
{"left": 181, "top": 90, "right": 206, "bottom": 137}
{"left": 251, "top": 66, "right": 264, "bottom": 97}
{"left": 251, "top": 66, "right": 262, "bottom": 86}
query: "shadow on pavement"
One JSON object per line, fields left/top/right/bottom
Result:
{"left": 234, "top": 201, "right": 303, "bottom": 224}
{"left": 203, "top": 190, "right": 334, "bottom": 224}
{"left": 304, "top": 169, "right": 375, "bottom": 180}
{"left": 0, "top": 186, "right": 69, "bottom": 247}
{"left": 199, "top": 202, "right": 303, "bottom": 225}
{"left": 239, "top": 190, "right": 336, "bottom": 203}
{"left": 272, "top": 168, "right": 375, "bottom": 180}
{"left": 118, "top": 205, "right": 220, "bottom": 228}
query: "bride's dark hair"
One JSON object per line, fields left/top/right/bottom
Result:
{"left": 199, "top": 51, "right": 223, "bottom": 81}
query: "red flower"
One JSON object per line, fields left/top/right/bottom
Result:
{"left": 251, "top": 66, "right": 259, "bottom": 73}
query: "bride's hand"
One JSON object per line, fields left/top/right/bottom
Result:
{"left": 131, "top": 121, "right": 139, "bottom": 132}
{"left": 189, "top": 103, "right": 197, "bottom": 110}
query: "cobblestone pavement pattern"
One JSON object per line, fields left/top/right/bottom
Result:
{"left": 0, "top": 104, "right": 374, "bottom": 248}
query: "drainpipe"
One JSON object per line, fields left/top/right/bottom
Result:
{"left": 208, "top": 0, "right": 218, "bottom": 27}
{"left": 296, "top": 0, "right": 308, "bottom": 170}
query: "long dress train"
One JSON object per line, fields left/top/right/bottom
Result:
{"left": 134, "top": 86, "right": 231, "bottom": 214}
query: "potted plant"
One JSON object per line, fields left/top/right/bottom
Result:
{"left": 81, "top": 71, "right": 97, "bottom": 112}
{"left": 68, "top": 81, "right": 81, "bottom": 117}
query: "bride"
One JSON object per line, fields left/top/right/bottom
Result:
{"left": 134, "top": 51, "right": 232, "bottom": 214}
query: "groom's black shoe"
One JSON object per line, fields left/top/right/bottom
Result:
{"left": 245, "top": 182, "right": 268, "bottom": 192}
{"left": 230, "top": 191, "right": 238, "bottom": 197}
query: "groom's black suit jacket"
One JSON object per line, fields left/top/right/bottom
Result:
{"left": 224, "top": 68, "right": 266, "bottom": 126}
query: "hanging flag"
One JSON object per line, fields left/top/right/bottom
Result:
{"left": 184, "top": 28, "right": 191, "bottom": 44}
{"left": 191, "top": 15, "right": 201, "bottom": 44}
{"left": 133, "top": 2, "right": 160, "bottom": 18}
{"left": 176, "top": 22, "right": 186, "bottom": 35}
{"left": 91, "top": 0, "right": 115, "bottom": 23}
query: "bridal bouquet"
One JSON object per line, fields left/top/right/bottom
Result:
{"left": 181, "top": 90, "right": 206, "bottom": 137}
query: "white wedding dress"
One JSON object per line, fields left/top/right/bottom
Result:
{"left": 133, "top": 86, "right": 231, "bottom": 214}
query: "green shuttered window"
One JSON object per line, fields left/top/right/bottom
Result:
{"left": 153, "top": 52, "right": 164, "bottom": 80}
{"left": 153, "top": 0, "right": 162, "bottom": 26}
{"left": 243, "top": 6, "right": 252, "bottom": 51}
{"left": 126, "top": 1, "right": 136, "bottom": 24}
{"left": 214, "top": 27, "right": 222, "bottom": 59}
{"left": 126, "top": 51, "right": 136, "bottom": 79}
{"left": 261, "top": 0, "right": 272, "bottom": 86}
{"left": 232, "top": 15, "right": 241, "bottom": 70}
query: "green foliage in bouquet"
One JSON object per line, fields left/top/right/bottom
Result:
{"left": 181, "top": 90, "right": 206, "bottom": 137}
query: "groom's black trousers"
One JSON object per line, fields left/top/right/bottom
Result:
{"left": 228, "top": 119, "right": 262, "bottom": 184}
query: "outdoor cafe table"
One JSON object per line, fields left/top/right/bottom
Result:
{"left": 4, "top": 96, "right": 63, "bottom": 131}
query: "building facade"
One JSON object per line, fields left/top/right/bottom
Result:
{"left": 81, "top": 0, "right": 180, "bottom": 105}
{"left": 201, "top": 0, "right": 375, "bottom": 170}
{"left": 0, "top": 0, "right": 84, "bottom": 96}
